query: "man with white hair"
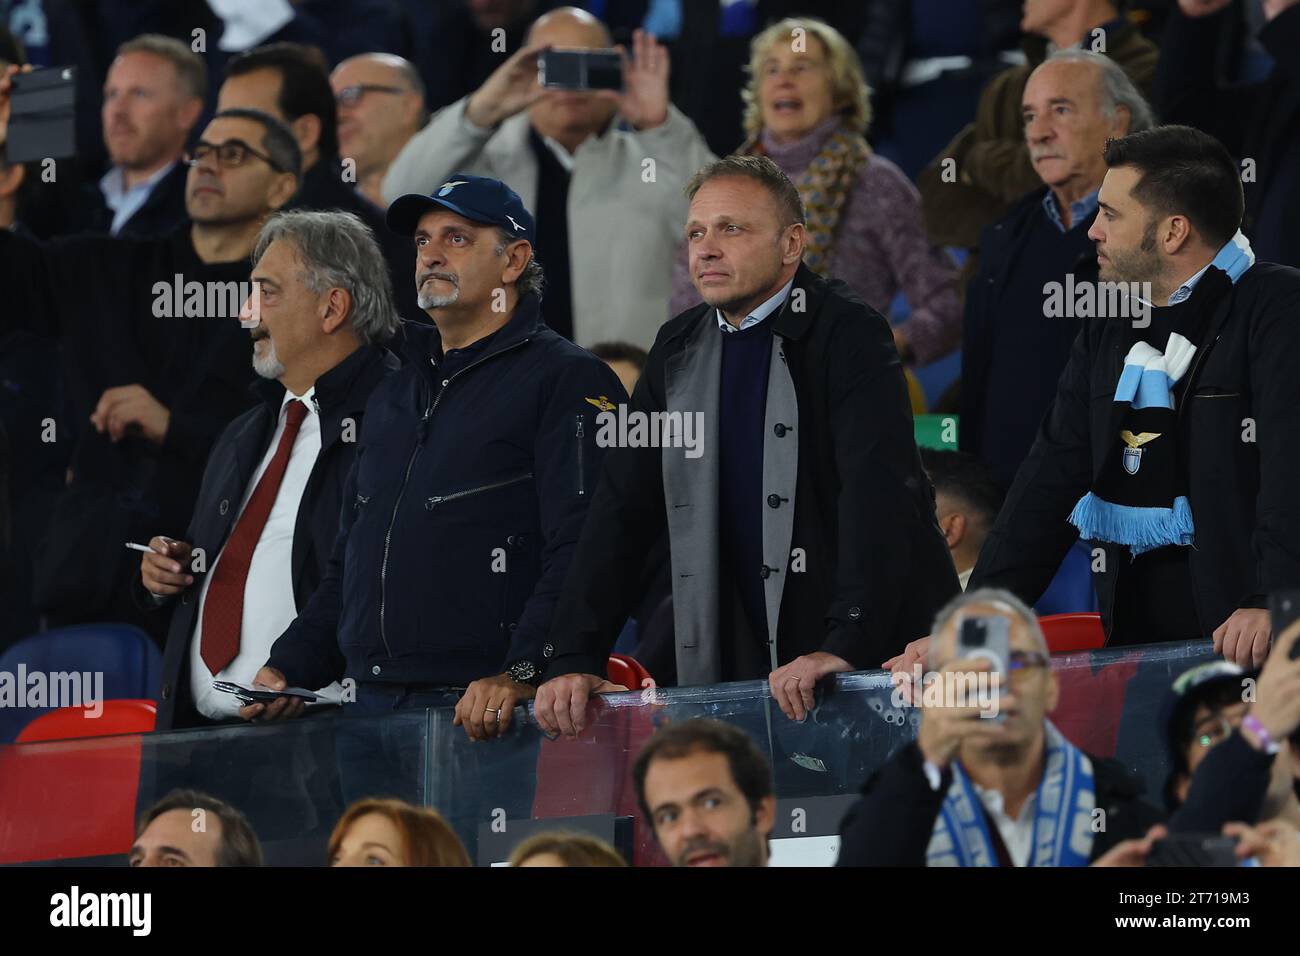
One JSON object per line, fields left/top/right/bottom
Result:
{"left": 140, "top": 209, "right": 400, "bottom": 729}
{"left": 838, "top": 588, "right": 1161, "bottom": 866}
{"left": 960, "top": 49, "right": 1155, "bottom": 488}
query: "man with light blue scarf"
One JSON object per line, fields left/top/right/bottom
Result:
{"left": 837, "top": 589, "right": 1161, "bottom": 866}
{"left": 961, "top": 125, "right": 1300, "bottom": 669}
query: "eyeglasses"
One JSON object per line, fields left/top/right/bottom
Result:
{"left": 1193, "top": 708, "right": 1247, "bottom": 749}
{"left": 335, "top": 84, "right": 407, "bottom": 107}
{"left": 185, "top": 139, "right": 285, "bottom": 172}
{"left": 1008, "top": 651, "right": 1050, "bottom": 672}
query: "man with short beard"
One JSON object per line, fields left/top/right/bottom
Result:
{"left": 250, "top": 174, "right": 622, "bottom": 754}
{"left": 0, "top": 69, "right": 301, "bottom": 641}
{"left": 139, "top": 210, "right": 399, "bottom": 730}
{"left": 634, "top": 719, "right": 775, "bottom": 868}
{"left": 921, "top": 125, "right": 1300, "bottom": 667}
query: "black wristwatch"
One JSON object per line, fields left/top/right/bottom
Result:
{"left": 506, "top": 659, "right": 541, "bottom": 687}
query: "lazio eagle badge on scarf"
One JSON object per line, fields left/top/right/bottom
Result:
{"left": 1068, "top": 232, "right": 1256, "bottom": 554}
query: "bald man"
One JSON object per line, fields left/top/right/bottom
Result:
{"left": 332, "top": 54, "right": 428, "bottom": 208}
{"left": 383, "top": 7, "right": 715, "bottom": 348}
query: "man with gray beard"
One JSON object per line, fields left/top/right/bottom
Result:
{"left": 250, "top": 174, "right": 622, "bottom": 756}
{"left": 139, "top": 210, "right": 399, "bottom": 730}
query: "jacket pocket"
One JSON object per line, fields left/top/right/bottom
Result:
{"left": 423, "top": 472, "right": 534, "bottom": 510}
{"left": 413, "top": 473, "right": 537, "bottom": 656}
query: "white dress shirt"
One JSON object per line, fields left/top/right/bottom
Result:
{"left": 920, "top": 761, "right": 1036, "bottom": 866}
{"left": 715, "top": 277, "right": 795, "bottom": 332}
{"left": 973, "top": 785, "right": 1036, "bottom": 866}
{"left": 189, "top": 387, "right": 340, "bottom": 719}
{"left": 540, "top": 134, "right": 577, "bottom": 173}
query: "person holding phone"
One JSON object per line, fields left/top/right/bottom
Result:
{"left": 137, "top": 209, "right": 400, "bottom": 730}
{"left": 381, "top": 7, "right": 714, "bottom": 348}
{"left": 837, "top": 588, "right": 1162, "bottom": 866}
{"left": 0, "top": 66, "right": 303, "bottom": 645}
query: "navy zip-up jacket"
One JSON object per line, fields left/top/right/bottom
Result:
{"left": 266, "top": 293, "right": 626, "bottom": 689}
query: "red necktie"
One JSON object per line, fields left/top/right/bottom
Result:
{"left": 200, "top": 399, "right": 308, "bottom": 675}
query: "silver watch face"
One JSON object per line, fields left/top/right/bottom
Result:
{"left": 512, "top": 661, "right": 537, "bottom": 682}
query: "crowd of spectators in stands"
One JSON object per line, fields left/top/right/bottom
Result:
{"left": 3, "top": 0, "right": 1300, "bottom": 868}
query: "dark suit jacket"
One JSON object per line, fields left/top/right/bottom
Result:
{"left": 150, "top": 344, "right": 398, "bottom": 729}
{"left": 836, "top": 739, "right": 1163, "bottom": 865}
{"left": 546, "top": 262, "right": 960, "bottom": 680}
{"left": 968, "top": 262, "right": 1300, "bottom": 639}
{"left": 89, "top": 161, "right": 190, "bottom": 239}
{"left": 24, "top": 159, "right": 190, "bottom": 242}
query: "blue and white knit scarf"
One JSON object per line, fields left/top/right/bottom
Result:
{"left": 926, "top": 720, "right": 1095, "bottom": 867}
{"left": 1068, "top": 232, "right": 1255, "bottom": 554}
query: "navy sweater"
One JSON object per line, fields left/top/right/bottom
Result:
{"left": 718, "top": 319, "right": 775, "bottom": 646}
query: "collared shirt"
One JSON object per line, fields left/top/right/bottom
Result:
{"left": 540, "top": 134, "right": 577, "bottom": 173}
{"left": 190, "top": 386, "right": 340, "bottom": 719}
{"left": 1042, "top": 187, "right": 1099, "bottom": 234}
{"left": 1167, "top": 263, "right": 1213, "bottom": 305}
{"left": 1139, "top": 231, "right": 1255, "bottom": 308}
{"left": 973, "top": 784, "right": 1037, "bottom": 867}
{"left": 716, "top": 277, "right": 795, "bottom": 333}
{"left": 99, "top": 161, "right": 176, "bottom": 236}
{"left": 957, "top": 566, "right": 974, "bottom": 591}
{"left": 920, "top": 760, "right": 1036, "bottom": 866}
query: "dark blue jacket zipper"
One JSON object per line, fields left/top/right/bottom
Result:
{"left": 377, "top": 339, "right": 530, "bottom": 656}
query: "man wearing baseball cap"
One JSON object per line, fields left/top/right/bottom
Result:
{"left": 249, "top": 173, "right": 626, "bottom": 751}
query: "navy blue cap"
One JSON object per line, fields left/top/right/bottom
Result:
{"left": 386, "top": 173, "right": 535, "bottom": 243}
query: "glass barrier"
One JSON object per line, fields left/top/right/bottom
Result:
{"left": 0, "top": 640, "right": 1220, "bottom": 867}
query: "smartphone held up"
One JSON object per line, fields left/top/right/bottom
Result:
{"left": 7, "top": 65, "right": 77, "bottom": 164}
{"left": 538, "top": 48, "right": 623, "bottom": 92}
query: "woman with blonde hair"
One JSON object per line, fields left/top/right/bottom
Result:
{"left": 328, "top": 798, "right": 471, "bottom": 867}
{"left": 671, "top": 18, "right": 960, "bottom": 368}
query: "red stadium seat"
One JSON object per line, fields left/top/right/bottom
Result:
{"left": 607, "top": 654, "right": 654, "bottom": 691}
{"left": 0, "top": 701, "right": 158, "bottom": 863}
{"left": 16, "top": 699, "right": 157, "bottom": 743}
{"left": 1040, "top": 612, "right": 1106, "bottom": 653}
{"left": 0, "top": 731, "right": 148, "bottom": 864}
